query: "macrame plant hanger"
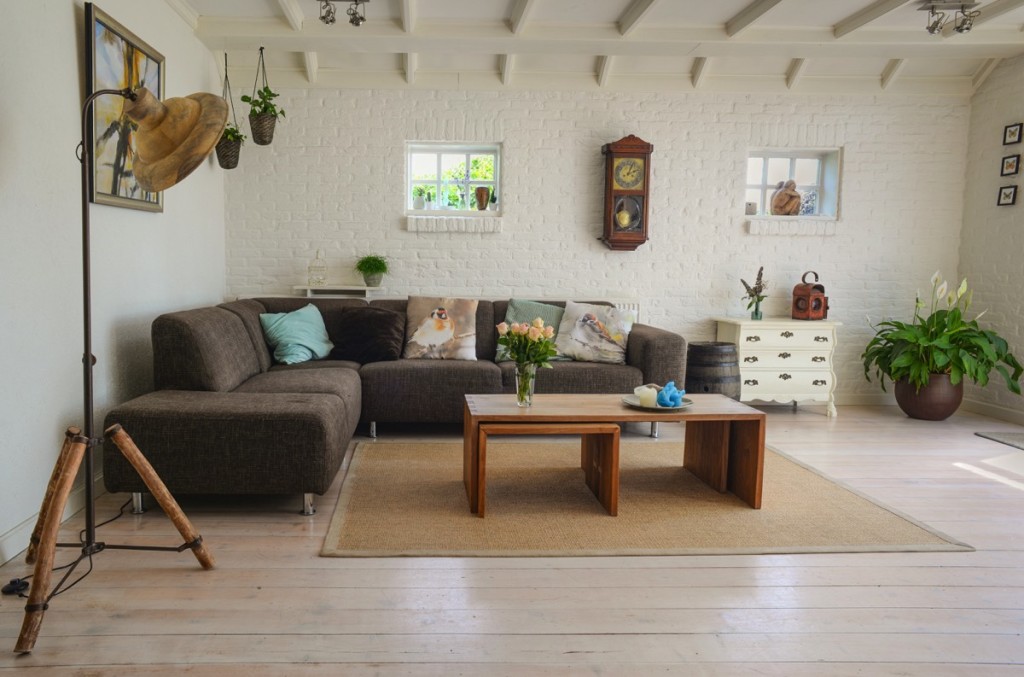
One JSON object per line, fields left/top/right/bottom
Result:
{"left": 247, "top": 46, "right": 278, "bottom": 145}
{"left": 215, "top": 53, "right": 242, "bottom": 169}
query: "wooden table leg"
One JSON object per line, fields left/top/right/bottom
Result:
{"left": 475, "top": 427, "right": 489, "bottom": 517}
{"left": 581, "top": 428, "right": 620, "bottom": 516}
{"left": 683, "top": 420, "right": 730, "bottom": 492}
{"left": 726, "top": 418, "right": 765, "bottom": 509}
{"left": 463, "top": 401, "right": 478, "bottom": 510}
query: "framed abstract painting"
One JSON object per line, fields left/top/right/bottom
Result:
{"left": 85, "top": 3, "right": 165, "bottom": 211}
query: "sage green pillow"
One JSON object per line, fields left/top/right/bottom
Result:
{"left": 495, "top": 299, "right": 567, "bottom": 362}
{"left": 259, "top": 304, "right": 334, "bottom": 365}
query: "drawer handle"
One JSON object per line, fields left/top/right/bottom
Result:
{"left": 779, "top": 373, "right": 792, "bottom": 380}
{"left": 746, "top": 335, "right": 761, "bottom": 342}
{"left": 778, "top": 352, "right": 791, "bottom": 359}
{"left": 780, "top": 331, "right": 794, "bottom": 338}
{"left": 813, "top": 379, "right": 827, "bottom": 386}
{"left": 812, "top": 356, "right": 826, "bottom": 363}
{"left": 814, "top": 336, "right": 829, "bottom": 343}
{"left": 744, "top": 379, "right": 759, "bottom": 386}
{"left": 744, "top": 356, "right": 759, "bottom": 363}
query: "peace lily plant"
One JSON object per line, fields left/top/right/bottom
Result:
{"left": 861, "top": 271, "right": 1022, "bottom": 395}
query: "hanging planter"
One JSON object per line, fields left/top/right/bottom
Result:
{"left": 215, "top": 54, "right": 245, "bottom": 169}
{"left": 241, "top": 47, "right": 285, "bottom": 146}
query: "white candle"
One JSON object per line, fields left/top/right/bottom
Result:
{"left": 635, "top": 386, "right": 658, "bottom": 407}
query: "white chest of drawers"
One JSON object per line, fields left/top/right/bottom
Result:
{"left": 714, "top": 317, "right": 841, "bottom": 417}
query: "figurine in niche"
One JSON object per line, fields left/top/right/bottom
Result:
{"left": 771, "top": 180, "right": 802, "bottom": 215}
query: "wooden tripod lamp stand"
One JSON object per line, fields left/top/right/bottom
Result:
{"left": 14, "top": 86, "right": 227, "bottom": 654}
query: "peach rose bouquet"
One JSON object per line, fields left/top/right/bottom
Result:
{"left": 496, "top": 317, "right": 558, "bottom": 406}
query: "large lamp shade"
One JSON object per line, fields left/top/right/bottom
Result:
{"left": 122, "top": 88, "right": 228, "bottom": 192}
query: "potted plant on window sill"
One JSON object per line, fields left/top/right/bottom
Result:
{"left": 861, "top": 272, "right": 1023, "bottom": 420}
{"left": 355, "top": 255, "right": 388, "bottom": 287}
{"left": 215, "top": 123, "right": 246, "bottom": 169}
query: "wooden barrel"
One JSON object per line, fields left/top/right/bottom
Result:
{"left": 685, "top": 342, "right": 741, "bottom": 400}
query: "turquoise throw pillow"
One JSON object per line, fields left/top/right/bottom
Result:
{"left": 259, "top": 304, "right": 334, "bottom": 365}
{"left": 495, "top": 299, "right": 568, "bottom": 362}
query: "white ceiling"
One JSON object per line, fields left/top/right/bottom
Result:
{"left": 168, "top": 0, "right": 1024, "bottom": 94}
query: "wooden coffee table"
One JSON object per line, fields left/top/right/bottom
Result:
{"left": 463, "top": 393, "right": 766, "bottom": 517}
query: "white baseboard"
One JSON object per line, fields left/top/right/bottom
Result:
{"left": 961, "top": 399, "right": 1024, "bottom": 426}
{"left": 0, "top": 473, "right": 105, "bottom": 567}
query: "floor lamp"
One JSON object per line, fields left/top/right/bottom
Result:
{"left": 13, "top": 87, "right": 227, "bottom": 654}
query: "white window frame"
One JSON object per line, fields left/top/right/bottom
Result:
{"left": 746, "top": 148, "right": 842, "bottom": 218}
{"left": 406, "top": 142, "right": 501, "bottom": 215}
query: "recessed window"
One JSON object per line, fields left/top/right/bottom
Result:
{"left": 746, "top": 149, "right": 841, "bottom": 217}
{"left": 407, "top": 143, "right": 501, "bottom": 213}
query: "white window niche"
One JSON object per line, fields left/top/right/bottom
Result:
{"left": 745, "top": 148, "right": 843, "bottom": 220}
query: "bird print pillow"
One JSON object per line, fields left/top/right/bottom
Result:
{"left": 554, "top": 301, "right": 635, "bottom": 364}
{"left": 402, "top": 296, "right": 479, "bottom": 360}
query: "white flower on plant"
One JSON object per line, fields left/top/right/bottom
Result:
{"left": 930, "top": 271, "right": 942, "bottom": 286}
{"left": 935, "top": 281, "right": 948, "bottom": 301}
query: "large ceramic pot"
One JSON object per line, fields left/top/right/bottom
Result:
{"left": 894, "top": 374, "right": 964, "bottom": 421}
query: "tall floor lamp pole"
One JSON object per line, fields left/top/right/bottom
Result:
{"left": 14, "top": 87, "right": 227, "bottom": 654}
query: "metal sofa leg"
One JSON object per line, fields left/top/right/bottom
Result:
{"left": 301, "top": 493, "right": 316, "bottom": 516}
{"left": 369, "top": 421, "right": 377, "bottom": 439}
{"left": 131, "top": 492, "right": 145, "bottom": 514}
{"left": 650, "top": 422, "right": 660, "bottom": 439}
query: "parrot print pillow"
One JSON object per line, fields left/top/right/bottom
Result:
{"left": 402, "top": 296, "right": 479, "bottom": 360}
{"left": 554, "top": 301, "right": 635, "bottom": 364}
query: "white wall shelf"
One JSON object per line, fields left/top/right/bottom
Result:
{"left": 292, "top": 285, "right": 384, "bottom": 299}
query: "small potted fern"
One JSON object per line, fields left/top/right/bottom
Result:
{"left": 355, "top": 255, "right": 389, "bottom": 287}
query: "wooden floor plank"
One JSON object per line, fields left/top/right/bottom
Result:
{"left": 0, "top": 404, "right": 1022, "bottom": 671}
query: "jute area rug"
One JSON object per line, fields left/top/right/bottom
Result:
{"left": 321, "top": 441, "right": 971, "bottom": 557}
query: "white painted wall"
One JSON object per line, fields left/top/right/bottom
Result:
{"left": 961, "top": 55, "right": 1024, "bottom": 422}
{"left": 0, "top": 1, "right": 226, "bottom": 563}
{"left": 226, "top": 89, "right": 975, "bottom": 407}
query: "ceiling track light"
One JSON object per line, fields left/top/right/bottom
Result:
{"left": 918, "top": 2, "right": 982, "bottom": 35}
{"left": 319, "top": 0, "right": 370, "bottom": 26}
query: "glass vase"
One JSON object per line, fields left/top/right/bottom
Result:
{"left": 751, "top": 301, "right": 763, "bottom": 321}
{"left": 514, "top": 362, "right": 537, "bottom": 407}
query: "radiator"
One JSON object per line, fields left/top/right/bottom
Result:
{"left": 612, "top": 300, "right": 642, "bottom": 323}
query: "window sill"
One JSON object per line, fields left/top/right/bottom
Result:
{"left": 406, "top": 213, "right": 502, "bottom": 233}
{"left": 746, "top": 215, "right": 838, "bottom": 236}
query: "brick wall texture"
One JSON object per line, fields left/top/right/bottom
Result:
{"left": 224, "top": 86, "right": 1006, "bottom": 406}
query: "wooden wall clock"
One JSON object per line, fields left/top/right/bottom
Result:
{"left": 601, "top": 135, "right": 653, "bottom": 251}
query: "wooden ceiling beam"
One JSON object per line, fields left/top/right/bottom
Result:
{"left": 404, "top": 52, "right": 417, "bottom": 84}
{"left": 691, "top": 56, "right": 709, "bottom": 88}
{"left": 619, "top": 0, "right": 661, "bottom": 37}
{"left": 401, "top": 0, "right": 416, "bottom": 33}
{"left": 881, "top": 58, "right": 905, "bottom": 89}
{"left": 785, "top": 58, "right": 806, "bottom": 89}
{"left": 499, "top": 54, "right": 514, "bottom": 85}
{"left": 277, "top": 0, "right": 304, "bottom": 31}
{"left": 164, "top": 0, "right": 199, "bottom": 29}
{"left": 834, "top": 0, "right": 912, "bottom": 39}
{"left": 303, "top": 51, "right": 318, "bottom": 84}
{"left": 597, "top": 55, "right": 613, "bottom": 87}
{"left": 726, "top": 0, "right": 786, "bottom": 37}
{"left": 510, "top": 0, "right": 538, "bottom": 35}
{"left": 972, "top": 58, "right": 1001, "bottom": 90}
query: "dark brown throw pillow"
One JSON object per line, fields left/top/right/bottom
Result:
{"left": 329, "top": 306, "right": 406, "bottom": 363}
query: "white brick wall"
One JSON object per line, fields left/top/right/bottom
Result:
{"left": 226, "top": 89, "right": 975, "bottom": 404}
{"left": 961, "top": 55, "right": 1024, "bottom": 416}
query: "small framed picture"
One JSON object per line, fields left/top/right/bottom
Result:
{"left": 997, "top": 185, "right": 1018, "bottom": 206}
{"left": 1002, "top": 154, "right": 1021, "bottom": 177}
{"left": 1004, "top": 123, "right": 1023, "bottom": 145}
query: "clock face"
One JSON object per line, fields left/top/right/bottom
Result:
{"left": 613, "top": 157, "right": 644, "bottom": 191}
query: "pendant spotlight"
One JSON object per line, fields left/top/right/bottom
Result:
{"left": 319, "top": 0, "right": 370, "bottom": 26}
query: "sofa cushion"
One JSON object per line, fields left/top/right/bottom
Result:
{"left": 153, "top": 307, "right": 261, "bottom": 392}
{"left": 234, "top": 366, "right": 362, "bottom": 427}
{"left": 373, "top": 299, "right": 497, "bottom": 362}
{"left": 219, "top": 299, "right": 274, "bottom": 372}
{"left": 402, "top": 296, "right": 479, "bottom": 360}
{"left": 260, "top": 304, "right": 334, "bottom": 365}
{"left": 255, "top": 297, "right": 368, "bottom": 348}
{"left": 330, "top": 306, "right": 406, "bottom": 363}
{"left": 360, "top": 359, "right": 502, "bottom": 423}
{"left": 495, "top": 298, "right": 568, "bottom": 362}
{"left": 555, "top": 301, "right": 635, "bottom": 365}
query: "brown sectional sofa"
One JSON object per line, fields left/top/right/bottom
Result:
{"left": 103, "top": 297, "right": 685, "bottom": 513}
